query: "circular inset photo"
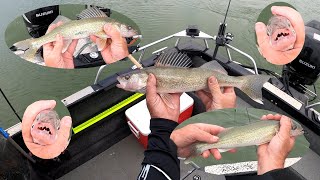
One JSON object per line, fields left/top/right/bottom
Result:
{"left": 21, "top": 97, "right": 72, "bottom": 159}
{"left": 255, "top": 2, "right": 305, "bottom": 65}
{"left": 173, "top": 108, "right": 309, "bottom": 175}
{"left": 5, "top": 4, "right": 141, "bottom": 69}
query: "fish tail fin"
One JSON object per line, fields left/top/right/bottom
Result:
{"left": 238, "top": 75, "right": 271, "bottom": 104}
{"left": 12, "top": 39, "right": 38, "bottom": 62}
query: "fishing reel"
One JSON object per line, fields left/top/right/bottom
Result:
{"left": 225, "top": 32, "right": 234, "bottom": 44}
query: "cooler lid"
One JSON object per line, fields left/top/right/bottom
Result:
{"left": 125, "top": 93, "right": 194, "bottom": 135}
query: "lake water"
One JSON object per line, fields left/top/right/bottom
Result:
{"left": 0, "top": 0, "right": 320, "bottom": 128}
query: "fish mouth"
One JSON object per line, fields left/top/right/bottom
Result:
{"left": 31, "top": 122, "right": 58, "bottom": 145}
{"left": 116, "top": 83, "right": 124, "bottom": 89}
{"left": 32, "top": 122, "right": 55, "bottom": 135}
{"left": 270, "top": 28, "right": 296, "bottom": 51}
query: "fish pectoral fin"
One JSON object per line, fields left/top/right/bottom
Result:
{"left": 253, "top": 99, "right": 263, "bottom": 104}
{"left": 93, "top": 32, "right": 109, "bottom": 51}
{"left": 96, "top": 38, "right": 107, "bottom": 51}
{"left": 159, "top": 93, "right": 175, "bottom": 109}
{"left": 94, "top": 31, "right": 109, "bottom": 39}
{"left": 217, "top": 148, "right": 232, "bottom": 153}
{"left": 137, "top": 86, "right": 147, "bottom": 94}
{"left": 62, "top": 39, "right": 72, "bottom": 53}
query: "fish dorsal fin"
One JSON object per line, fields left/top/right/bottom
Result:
{"left": 77, "top": 7, "right": 108, "bottom": 19}
{"left": 155, "top": 52, "right": 192, "bottom": 68}
{"left": 200, "top": 61, "right": 227, "bottom": 74}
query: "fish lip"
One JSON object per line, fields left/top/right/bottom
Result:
{"left": 116, "top": 83, "right": 124, "bottom": 89}
{"left": 132, "top": 35, "right": 142, "bottom": 39}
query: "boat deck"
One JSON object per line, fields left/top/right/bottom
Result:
{"left": 59, "top": 98, "right": 253, "bottom": 180}
{"left": 58, "top": 134, "right": 197, "bottom": 180}
{"left": 57, "top": 94, "right": 320, "bottom": 180}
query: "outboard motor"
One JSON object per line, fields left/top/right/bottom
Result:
{"left": 22, "top": 5, "right": 60, "bottom": 38}
{"left": 282, "top": 20, "right": 320, "bottom": 93}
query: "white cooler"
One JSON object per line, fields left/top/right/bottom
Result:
{"left": 125, "top": 93, "right": 194, "bottom": 149}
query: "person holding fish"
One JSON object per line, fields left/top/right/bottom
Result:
{"left": 21, "top": 100, "right": 72, "bottom": 160}
{"left": 43, "top": 22, "right": 130, "bottom": 69}
{"left": 137, "top": 73, "right": 300, "bottom": 179}
{"left": 255, "top": 6, "right": 305, "bottom": 65}
{"left": 13, "top": 7, "right": 138, "bottom": 69}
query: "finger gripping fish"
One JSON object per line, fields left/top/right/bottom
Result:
{"left": 184, "top": 120, "right": 303, "bottom": 164}
{"left": 117, "top": 52, "right": 271, "bottom": 105}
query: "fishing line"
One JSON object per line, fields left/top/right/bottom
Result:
{"left": 223, "top": 0, "right": 232, "bottom": 24}
{"left": 0, "top": 88, "right": 22, "bottom": 122}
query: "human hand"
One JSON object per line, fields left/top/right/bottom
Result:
{"left": 255, "top": 6, "right": 305, "bottom": 65}
{"left": 146, "top": 73, "right": 181, "bottom": 122}
{"left": 170, "top": 123, "right": 224, "bottom": 159}
{"left": 196, "top": 76, "right": 236, "bottom": 111}
{"left": 257, "top": 114, "right": 295, "bottom": 175}
{"left": 90, "top": 23, "right": 129, "bottom": 64}
{"left": 22, "top": 100, "right": 72, "bottom": 159}
{"left": 43, "top": 22, "right": 78, "bottom": 69}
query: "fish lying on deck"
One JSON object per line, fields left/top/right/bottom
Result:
{"left": 185, "top": 119, "right": 304, "bottom": 164}
{"left": 30, "top": 110, "right": 60, "bottom": 146}
{"left": 267, "top": 15, "right": 297, "bottom": 51}
{"left": 11, "top": 7, "right": 138, "bottom": 62}
{"left": 117, "top": 52, "right": 271, "bottom": 108}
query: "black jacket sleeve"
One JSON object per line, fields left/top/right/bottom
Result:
{"left": 137, "top": 118, "right": 179, "bottom": 180}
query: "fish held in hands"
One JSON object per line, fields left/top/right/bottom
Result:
{"left": 184, "top": 120, "right": 303, "bottom": 164}
{"left": 11, "top": 7, "right": 138, "bottom": 62}
{"left": 117, "top": 52, "right": 271, "bottom": 108}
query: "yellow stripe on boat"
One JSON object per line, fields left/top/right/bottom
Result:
{"left": 73, "top": 93, "right": 144, "bottom": 134}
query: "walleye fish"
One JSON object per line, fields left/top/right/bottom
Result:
{"left": 117, "top": 52, "right": 271, "bottom": 107}
{"left": 30, "top": 110, "right": 60, "bottom": 146}
{"left": 267, "top": 15, "right": 297, "bottom": 51}
{"left": 12, "top": 7, "right": 138, "bottom": 62}
{"left": 185, "top": 120, "right": 304, "bottom": 164}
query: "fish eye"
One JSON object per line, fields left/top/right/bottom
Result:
{"left": 292, "top": 123, "right": 297, "bottom": 130}
{"left": 124, "top": 75, "right": 131, "bottom": 80}
{"left": 128, "top": 26, "right": 132, "bottom": 30}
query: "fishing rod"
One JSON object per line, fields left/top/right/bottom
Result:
{"left": 0, "top": 88, "right": 36, "bottom": 163}
{"left": 212, "top": 0, "right": 233, "bottom": 60}
{"left": 0, "top": 128, "right": 36, "bottom": 163}
{"left": 0, "top": 88, "right": 22, "bottom": 122}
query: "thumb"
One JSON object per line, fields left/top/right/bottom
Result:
{"left": 192, "top": 130, "right": 219, "bottom": 144}
{"left": 52, "top": 34, "right": 64, "bottom": 55}
{"left": 104, "top": 23, "right": 122, "bottom": 41}
{"left": 278, "top": 116, "right": 292, "bottom": 141}
{"left": 56, "top": 116, "right": 72, "bottom": 150}
{"left": 208, "top": 76, "right": 222, "bottom": 97}
{"left": 255, "top": 22, "right": 270, "bottom": 54}
{"left": 146, "top": 73, "right": 157, "bottom": 99}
